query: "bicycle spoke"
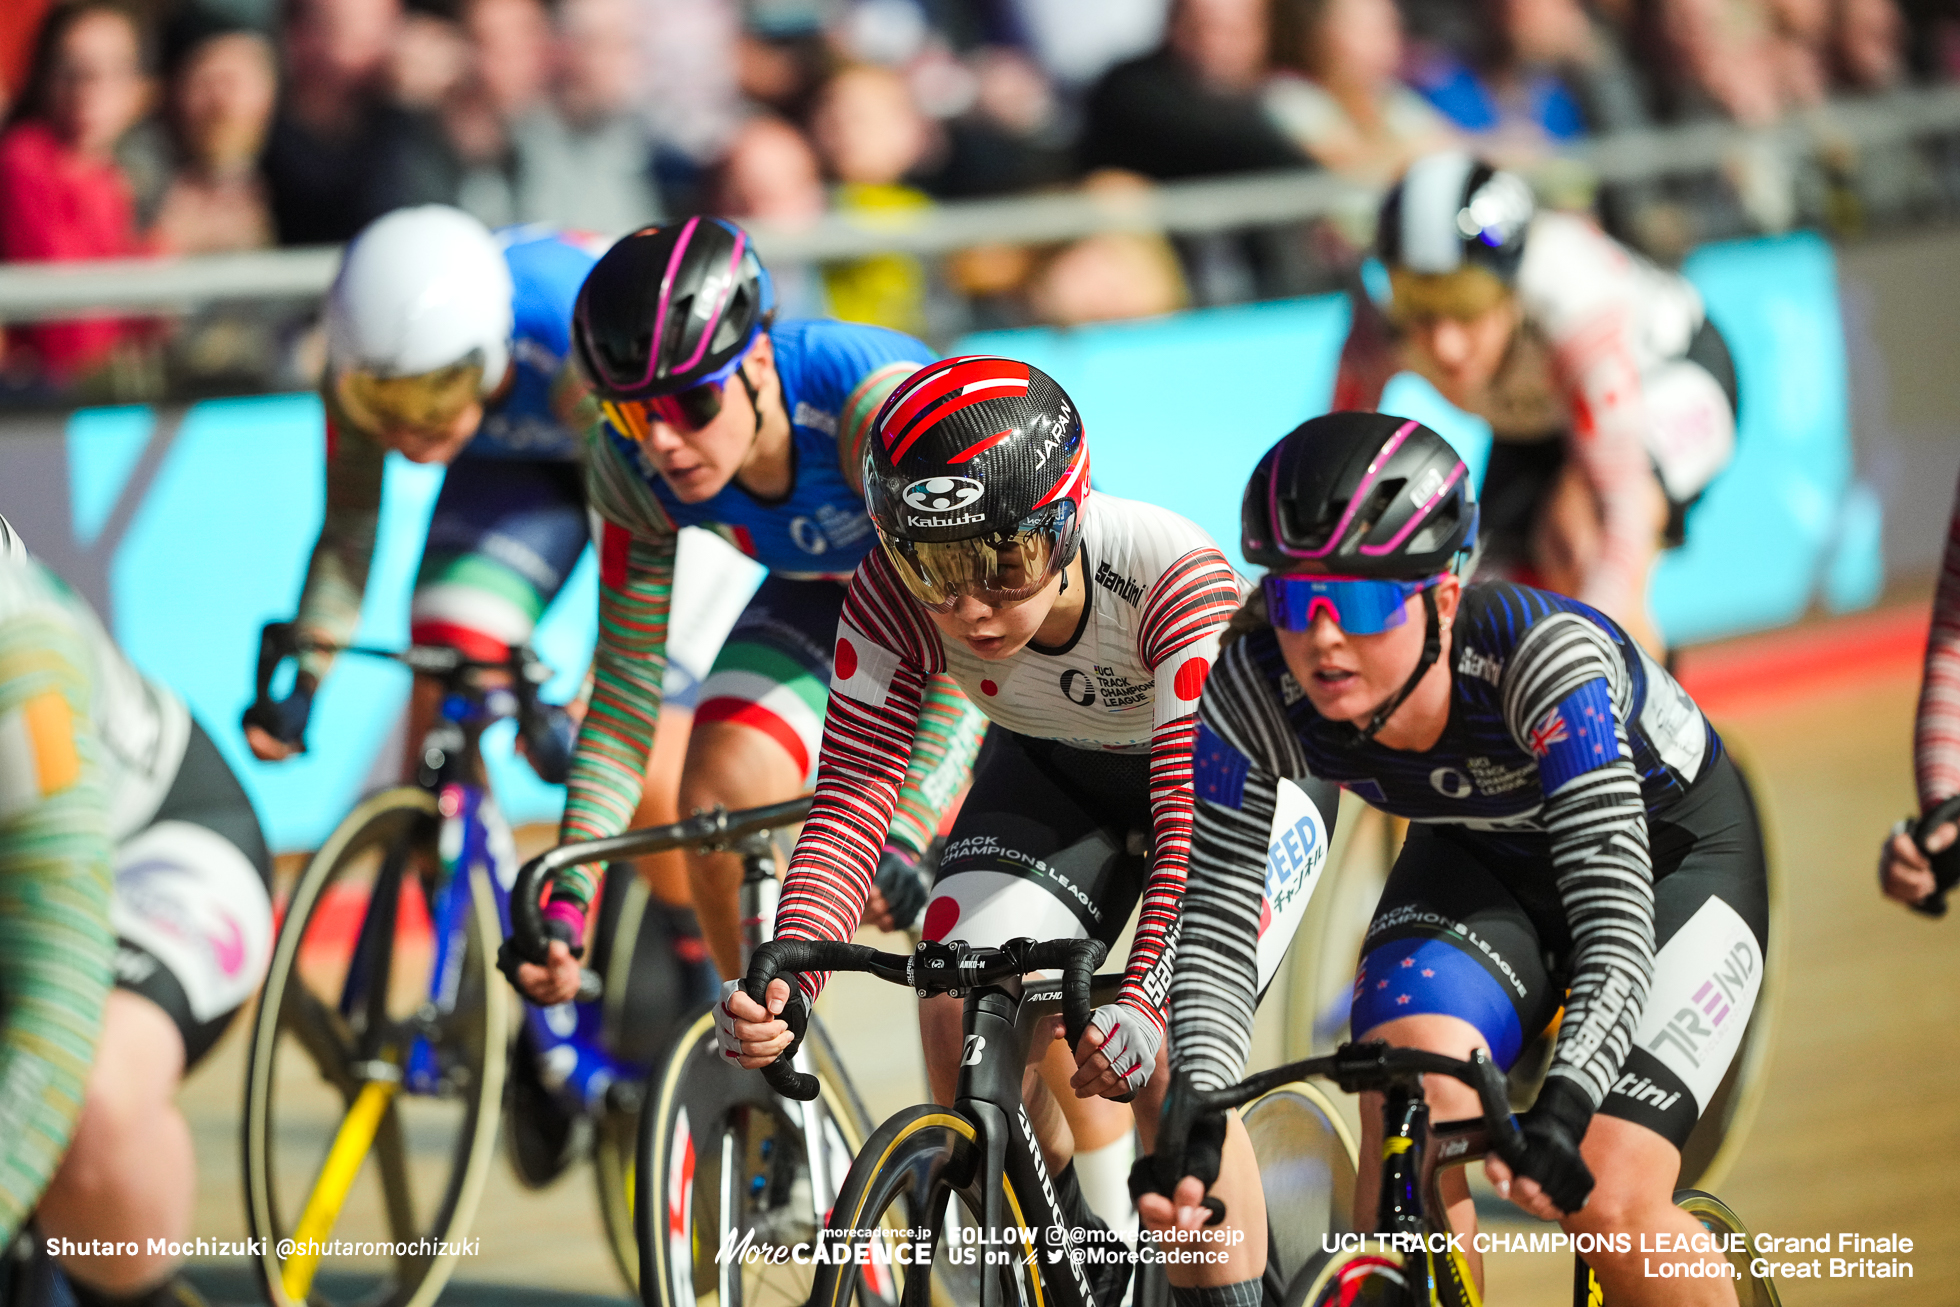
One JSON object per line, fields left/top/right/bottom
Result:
{"left": 282, "top": 985, "right": 359, "bottom": 1099}
{"left": 373, "top": 1100, "right": 419, "bottom": 1246}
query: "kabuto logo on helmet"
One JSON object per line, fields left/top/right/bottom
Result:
{"left": 902, "top": 476, "right": 985, "bottom": 513}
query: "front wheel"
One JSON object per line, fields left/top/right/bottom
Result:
{"left": 637, "top": 1007, "right": 881, "bottom": 1307}
{"left": 814, "top": 1106, "right": 1036, "bottom": 1307}
{"left": 241, "top": 786, "right": 509, "bottom": 1307}
{"left": 1286, "top": 1248, "right": 1417, "bottom": 1307}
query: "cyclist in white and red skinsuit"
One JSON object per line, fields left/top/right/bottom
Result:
{"left": 1880, "top": 466, "right": 1960, "bottom": 906}
{"left": 1338, "top": 152, "right": 1739, "bottom": 657}
{"left": 718, "top": 357, "right": 1267, "bottom": 1301}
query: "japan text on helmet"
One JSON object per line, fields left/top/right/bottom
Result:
{"left": 1242, "top": 411, "right": 1477, "bottom": 579}
{"left": 1379, "top": 152, "right": 1535, "bottom": 281}
{"left": 571, "top": 217, "right": 774, "bottom": 403}
{"left": 864, "top": 357, "right": 1089, "bottom": 611}
{"left": 325, "top": 206, "right": 515, "bottom": 432}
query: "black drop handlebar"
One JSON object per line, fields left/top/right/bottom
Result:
{"left": 1159, "top": 1041, "right": 1527, "bottom": 1187}
{"left": 252, "top": 620, "right": 543, "bottom": 698}
{"left": 506, "top": 797, "right": 816, "bottom": 970}
{"left": 1911, "top": 795, "right": 1960, "bottom": 919}
{"left": 740, "top": 936, "right": 1109, "bottom": 1101}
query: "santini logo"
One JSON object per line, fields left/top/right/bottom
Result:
{"left": 903, "top": 476, "right": 985, "bottom": 513}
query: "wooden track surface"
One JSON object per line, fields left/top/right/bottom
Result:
{"left": 176, "top": 665, "right": 1960, "bottom": 1303}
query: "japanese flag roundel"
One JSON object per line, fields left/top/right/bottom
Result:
{"left": 831, "top": 621, "right": 902, "bottom": 709}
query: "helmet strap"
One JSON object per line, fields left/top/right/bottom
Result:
{"left": 1343, "top": 586, "right": 1442, "bottom": 747}
{"left": 736, "top": 365, "right": 763, "bottom": 440}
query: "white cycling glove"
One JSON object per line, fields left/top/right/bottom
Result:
{"left": 1086, "top": 1003, "right": 1163, "bottom": 1096}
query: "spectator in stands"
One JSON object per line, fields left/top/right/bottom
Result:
{"left": 1025, "top": 229, "right": 1191, "bottom": 325}
{"left": 807, "top": 63, "right": 938, "bottom": 333}
{"left": 151, "top": 16, "right": 277, "bottom": 254}
{"left": 389, "top": 4, "right": 469, "bottom": 110}
{"left": 933, "top": 45, "right": 1075, "bottom": 198}
{"left": 444, "top": 0, "right": 552, "bottom": 225}
{"left": 262, "top": 0, "right": 455, "bottom": 244}
{"left": 1404, "top": 0, "right": 1594, "bottom": 152}
{"left": 1837, "top": 0, "right": 1908, "bottom": 89}
{"left": 0, "top": 0, "right": 155, "bottom": 384}
{"left": 713, "top": 113, "right": 827, "bottom": 314}
{"left": 0, "top": 1, "right": 58, "bottom": 115}
{"left": 1262, "top": 0, "right": 1455, "bottom": 184}
{"left": 1078, "top": 0, "right": 1306, "bottom": 181}
{"left": 506, "top": 0, "right": 662, "bottom": 233}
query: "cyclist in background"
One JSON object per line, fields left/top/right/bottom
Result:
{"left": 1336, "top": 152, "right": 1740, "bottom": 657}
{"left": 1878, "top": 465, "right": 1960, "bottom": 906}
{"left": 1137, "top": 414, "right": 1765, "bottom": 1307}
{"left": 2, "top": 516, "right": 274, "bottom": 1307}
{"left": 512, "top": 219, "right": 986, "bottom": 1004}
{"left": 717, "top": 358, "right": 1259, "bottom": 1304}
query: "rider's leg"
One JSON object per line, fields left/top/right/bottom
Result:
{"left": 628, "top": 704, "right": 696, "bottom": 906}
{"left": 1530, "top": 457, "right": 1668, "bottom": 657}
{"left": 1040, "top": 1042, "right": 1137, "bottom": 1224}
{"left": 39, "top": 991, "right": 190, "bottom": 1294}
{"left": 1559, "top": 1119, "right": 1736, "bottom": 1307}
{"left": 1134, "top": 1112, "right": 1267, "bottom": 1290}
{"left": 1349, "top": 1012, "right": 1490, "bottom": 1289}
{"left": 680, "top": 719, "right": 805, "bottom": 977}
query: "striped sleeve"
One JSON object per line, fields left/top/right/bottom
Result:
{"left": 775, "top": 552, "right": 947, "bottom": 1002}
{"left": 1123, "top": 547, "right": 1245, "bottom": 1029}
{"left": 1915, "top": 466, "right": 1960, "bottom": 808}
{"left": 293, "top": 406, "right": 386, "bottom": 681}
{"left": 553, "top": 427, "right": 680, "bottom": 909}
{"left": 837, "top": 361, "right": 922, "bottom": 494}
{"left": 0, "top": 609, "right": 114, "bottom": 1245}
{"left": 1166, "top": 635, "right": 1302, "bottom": 1090}
{"left": 1503, "top": 612, "right": 1655, "bottom": 1109}
{"left": 889, "top": 673, "right": 987, "bottom": 856}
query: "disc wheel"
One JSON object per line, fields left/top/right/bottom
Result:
{"left": 1242, "top": 1082, "right": 1360, "bottom": 1287}
{"left": 812, "top": 1106, "right": 1040, "bottom": 1307}
{"left": 637, "top": 1007, "right": 885, "bottom": 1307}
{"left": 242, "top": 786, "right": 509, "bottom": 1307}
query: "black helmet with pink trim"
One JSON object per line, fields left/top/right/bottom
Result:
{"left": 864, "top": 356, "right": 1089, "bottom": 610}
{"left": 1242, "top": 411, "right": 1477, "bottom": 579}
{"left": 571, "top": 217, "right": 774, "bottom": 401}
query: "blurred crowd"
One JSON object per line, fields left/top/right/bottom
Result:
{"left": 1, "top": 0, "right": 1957, "bottom": 396}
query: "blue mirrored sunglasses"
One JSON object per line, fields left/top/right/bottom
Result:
{"left": 1263, "top": 575, "right": 1437, "bottom": 635}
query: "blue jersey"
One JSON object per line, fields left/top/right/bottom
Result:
{"left": 603, "top": 318, "right": 932, "bottom": 577}
{"left": 466, "top": 225, "right": 606, "bottom": 462}
{"left": 1199, "top": 583, "right": 1720, "bottom": 860}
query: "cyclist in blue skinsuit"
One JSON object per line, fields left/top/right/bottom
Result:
{"left": 511, "top": 217, "right": 984, "bottom": 1004}
{"left": 243, "top": 207, "right": 749, "bottom": 1184}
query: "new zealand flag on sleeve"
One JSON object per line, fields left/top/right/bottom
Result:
{"left": 1194, "top": 721, "right": 1250, "bottom": 809}
{"left": 1529, "top": 677, "right": 1623, "bottom": 792}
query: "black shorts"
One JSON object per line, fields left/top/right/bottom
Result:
{"left": 921, "top": 730, "right": 1151, "bottom": 953}
{"left": 1479, "top": 318, "right": 1740, "bottom": 564}
{"left": 112, "top": 719, "right": 275, "bottom": 1068}
{"left": 1347, "top": 753, "right": 1768, "bottom": 1149}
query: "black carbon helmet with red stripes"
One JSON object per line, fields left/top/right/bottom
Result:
{"left": 864, "top": 356, "right": 1089, "bottom": 610}
{"left": 571, "top": 216, "right": 773, "bottom": 402}
{"left": 1242, "top": 410, "right": 1477, "bottom": 579}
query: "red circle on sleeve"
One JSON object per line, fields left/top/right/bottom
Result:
{"left": 835, "top": 637, "right": 858, "bottom": 680}
{"left": 980, "top": 679, "right": 998, "bottom": 696}
{"left": 922, "top": 897, "right": 960, "bottom": 941}
{"left": 1174, "top": 657, "right": 1211, "bottom": 700}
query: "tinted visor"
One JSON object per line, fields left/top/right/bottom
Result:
{"left": 1263, "top": 574, "right": 1437, "bottom": 634}
{"left": 600, "top": 381, "right": 725, "bottom": 439}
{"left": 335, "top": 356, "right": 485, "bottom": 434}
{"left": 880, "top": 507, "right": 1071, "bottom": 612}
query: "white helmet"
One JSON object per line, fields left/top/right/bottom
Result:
{"left": 325, "top": 205, "right": 515, "bottom": 432}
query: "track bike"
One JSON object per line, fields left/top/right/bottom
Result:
{"left": 728, "top": 934, "right": 1150, "bottom": 1307}
{"left": 504, "top": 797, "right": 888, "bottom": 1307}
{"left": 1150, "top": 1041, "right": 1783, "bottom": 1307}
{"left": 241, "top": 625, "right": 687, "bottom": 1305}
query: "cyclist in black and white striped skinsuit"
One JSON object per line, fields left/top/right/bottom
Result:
{"left": 1137, "top": 413, "right": 1766, "bottom": 1307}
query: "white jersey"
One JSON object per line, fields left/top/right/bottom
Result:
{"left": 1516, "top": 211, "right": 1706, "bottom": 374}
{"left": 858, "top": 494, "right": 1248, "bottom": 753}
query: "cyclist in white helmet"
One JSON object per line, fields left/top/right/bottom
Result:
{"left": 1338, "top": 152, "right": 1740, "bottom": 656}
{"left": 240, "top": 207, "right": 752, "bottom": 1182}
